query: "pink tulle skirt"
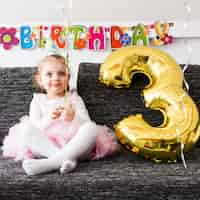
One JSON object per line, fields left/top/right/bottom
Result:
{"left": 2, "top": 118, "right": 120, "bottom": 161}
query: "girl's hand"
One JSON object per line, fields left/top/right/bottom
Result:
{"left": 51, "top": 106, "right": 64, "bottom": 119}
{"left": 62, "top": 103, "right": 75, "bottom": 121}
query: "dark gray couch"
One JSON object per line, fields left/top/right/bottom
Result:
{"left": 0, "top": 63, "right": 200, "bottom": 200}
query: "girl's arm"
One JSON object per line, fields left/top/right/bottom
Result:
{"left": 29, "top": 94, "right": 53, "bottom": 129}
{"left": 71, "top": 92, "right": 91, "bottom": 123}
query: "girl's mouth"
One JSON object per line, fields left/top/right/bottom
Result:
{"left": 52, "top": 83, "right": 61, "bottom": 88}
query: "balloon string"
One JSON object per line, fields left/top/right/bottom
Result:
{"left": 176, "top": 93, "right": 188, "bottom": 168}
{"left": 67, "top": 0, "right": 77, "bottom": 91}
{"left": 65, "top": 0, "right": 72, "bottom": 68}
{"left": 176, "top": 1, "right": 191, "bottom": 168}
{"left": 176, "top": 127, "right": 187, "bottom": 169}
{"left": 183, "top": 40, "right": 192, "bottom": 93}
{"left": 62, "top": 0, "right": 73, "bottom": 96}
{"left": 181, "top": 143, "right": 187, "bottom": 168}
{"left": 183, "top": 77, "right": 189, "bottom": 92}
{"left": 183, "top": 0, "right": 192, "bottom": 93}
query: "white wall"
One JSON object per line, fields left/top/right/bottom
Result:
{"left": 1, "top": 0, "right": 200, "bottom": 23}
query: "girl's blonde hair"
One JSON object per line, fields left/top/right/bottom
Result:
{"left": 33, "top": 54, "right": 69, "bottom": 92}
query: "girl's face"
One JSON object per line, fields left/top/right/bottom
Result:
{"left": 39, "top": 58, "right": 69, "bottom": 98}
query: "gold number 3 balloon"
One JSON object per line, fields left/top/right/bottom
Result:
{"left": 99, "top": 46, "right": 200, "bottom": 163}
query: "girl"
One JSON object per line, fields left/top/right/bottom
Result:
{"left": 2, "top": 54, "right": 119, "bottom": 175}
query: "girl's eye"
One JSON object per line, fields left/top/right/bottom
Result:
{"left": 46, "top": 72, "right": 52, "bottom": 77}
{"left": 58, "top": 72, "right": 66, "bottom": 76}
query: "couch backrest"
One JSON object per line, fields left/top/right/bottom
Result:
{"left": 77, "top": 63, "right": 164, "bottom": 128}
{"left": 0, "top": 64, "right": 200, "bottom": 145}
{"left": 0, "top": 67, "right": 35, "bottom": 144}
{"left": 78, "top": 63, "right": 200, "bottom": 140}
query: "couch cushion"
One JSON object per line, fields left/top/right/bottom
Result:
{"left": 1, "top": 148, "right": 200, "bottom": 200}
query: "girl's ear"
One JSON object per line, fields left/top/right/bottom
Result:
{"left": 68, "top": 73, "right": 71, "bottom": 80}
{"left": 35, "top": 72, "right": 41, "bottom": 85}
{"left": 65, "top": 73, "right": 70, "bottom": 92}
{"left": 33, "top": 70, "right": 43, "bottom": 89}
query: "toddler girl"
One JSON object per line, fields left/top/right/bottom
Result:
{"left": 2, "top": 54, "right": 119, "bottom": 175}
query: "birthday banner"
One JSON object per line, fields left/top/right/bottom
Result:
{"left": 0, "top": 21, "right": 174, "bottom": 51}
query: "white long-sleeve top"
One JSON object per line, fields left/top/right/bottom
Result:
{"left": 29, "top": 92, "right": 91, "bottom": 130}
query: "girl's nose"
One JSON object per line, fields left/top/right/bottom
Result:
{"left": 52, "top": 74, "right": 59, "bottom": 80}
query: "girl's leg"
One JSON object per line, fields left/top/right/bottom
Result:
{"left": 22, "top": 121, "right": 98, "bottom": 175}
{"left": 18, "top": 121, "right": 59, "bottom": 160}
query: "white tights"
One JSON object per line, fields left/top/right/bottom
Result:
{"left": 20, "top": 121, "right": 98, "bottom": 175}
